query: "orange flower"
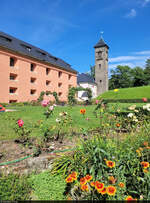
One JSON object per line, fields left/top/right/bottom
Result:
{"left": 65, "top": 176, "right": 74, "bottom": 183}
{"left": 116, "top": 123, "right": 120, "bottom": 127}
{"left": 146, "top": 146, "right": 150, "bottom": 149}
{"left": 81, "top": 184, "right": 89, "bottom": 191}
{"left": 80, "top": 109, "right": 86, "bottom": 115}
{"left": 118, "top": 182, "right": 125, "bottom": 188}
{"left": 90, "top": 181, "right": 95, "bottom": 187}
{"left": 106, "top": 186, "right": 116, "bottom": 196}
{"left": 69, "top": 172, "right": 77, "bottom": 180}
{"left": 108, "top": 176, "right": 117, "bottom": 184}
{"left": 99, "top": 187, "right": 107, "bottom": 195}
{"left": 106, "top": 160, "right": 115, "bottom": 168}
{"left": 80, "top": 177, "right": 87, "bottom": 185}
{"left": 143, "top": 169, "right": 148, "bottom": 173}
{"left": 143, "top": 141, "right": 149, "bottom": 147}
{"left": 85, "top": 174, "right": 92, "bottom": 182}
{"left": 125, "top": 196, "right": 135, "bottom": 201}
{"left": 95, "top": 181, "right": 104, "bottom": 191}
{"left": 141, "top": 161, "right": 149, "bottom": 169}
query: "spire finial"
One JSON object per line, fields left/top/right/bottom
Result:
{"left": 100, "top": 31, "right": 104, "bottom": 39}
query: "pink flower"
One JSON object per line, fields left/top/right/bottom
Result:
{"left": 86, "top": 117, "right": 89, "bottom": 121}
{"left": 95, "top": 100, "right": 99, "bottom": 104}
{"left": 142, "top": 98, "right": 147, "bottom": 102}
{"left": 17, "top": 119, "right": 24, "bottom": 127}
{"left": 41, "top": 100, "right": 49, "bottom": 107}
{"left": 49, "top": 106, "right": 54, "bottom": 111}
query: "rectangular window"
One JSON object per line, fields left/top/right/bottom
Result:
{"left": 58, "top": 92, "right": 62, "bottom": 96}
{"left": 46, "top": 80, "right": 51, "bottom": 86}
{"left": 10, "top": 73, "right": 17, "bottom": 80}
{"left": 30, "top": 77, "right": 36, "bottom": 83}
{"left": 99, "top": 64, "right": 101, "bottom": 69}
{"left": 46, "top": 68, "right": 50, "bottom": 75}
{"left": 10, "top": 57, "right": 15, "bottom": 67}
{"left": 30, "top": 89, "right": 36, "bottom": 95}
{"left": 58, "top": 82, "right": 62, "bottom": 87}
{"left": 58, "top": 71, "right": 62, "bottom": 78}
{"left": 31, "top": 63, "right": 35, "bottom": 72}
{"left": 68, "top": 74, "right": 71, "bottom": 80}
{"left": 9, "top": 87, "right": 17, "bottom": 94}
{"left": 9, "top": 100, "right": 17, "bottom": 103}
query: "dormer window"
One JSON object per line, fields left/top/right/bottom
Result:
{"left": 21, "top": 44, "right": 31, "bottom": 51}
{"left": 0, "top": 35, "right": 12, "bottom": 42}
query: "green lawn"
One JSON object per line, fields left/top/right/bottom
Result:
{"left": 97, "top": 85, "right": 150, "bottom": 100}
{"left": 0, "top": 103, "right": 146, "bottom": 141}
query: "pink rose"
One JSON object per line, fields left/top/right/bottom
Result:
{"left": 17, "top": 119, "right": 24, "bottom": 127}
{"left": 142, "top": 98, "right": 147, "bottom": 102}
{"left": 41, "top": 100, "right": 49, "bottom": 107}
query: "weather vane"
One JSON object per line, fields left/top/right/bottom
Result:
{"left": 100, "top": 31, "right": 104, "bottom": 39}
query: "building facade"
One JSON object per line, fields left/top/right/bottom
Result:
{"left": 77, "top": 73, "right": 97, "bottom": 101}
{"left": 0, "top": 31, "right": 77, "bottom": 103}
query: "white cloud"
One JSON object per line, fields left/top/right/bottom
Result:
{"left": 133, "top": 50, "right": 150, "bottom": 55}
{"left": 142, "top": 0, "right": 150, "bottom": 6}
{"left": 125, "top": 8, "right": 137, "bottom": 18}
{"left": 109, "top": 62, "right": 135, "bottom": 69}
{"left": 109, "top": 56, "right": 146, "bottom": 63}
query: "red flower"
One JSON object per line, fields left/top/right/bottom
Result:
{"left": 95, "top": 181, "right": 104, "bottom": 191}
{"left": 65, "top": 176, "right": 74, "bottom": 183}
{"left": 106, "top": 160, "right": 115, "bottom": 168}
{"left": 141, "top": 161, "right": 149, "bottom": 168}
{"left": 80, "top": 177, "right": 87, "bottom": 185}
{"left": 85, "top": 174, "right": 92, "bottom": 182}
{"left": 106, "top": 186, "right": 116, "bottom": 196}
{"left": 142, "top": 98, "right": 147, "bottom": 102}
{"left": 17, "top": 119, "right": 24, "bottom": 127}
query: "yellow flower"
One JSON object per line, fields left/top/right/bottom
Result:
{"left": 114, "top": 89, "right": 119, "bottom": 92}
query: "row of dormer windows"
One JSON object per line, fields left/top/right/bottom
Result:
{"left": 9, "top": 57, "right": 72, "bottom": 79}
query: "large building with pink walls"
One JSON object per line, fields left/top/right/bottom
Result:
{"left": 0, "top": 31, "right": 77, "bottom": 103}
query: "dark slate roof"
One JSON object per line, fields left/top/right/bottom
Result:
{"left": 0, "top": 31, "right": 77, "bottom": 73}
{"left": 77, "top": 73, "right": 96, "bottom": 84}
{"left": 94, "top": 38, "right": 109, "bottom": 49}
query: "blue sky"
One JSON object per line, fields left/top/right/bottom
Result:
{"left": 0, "top": 0, "right": 150, "bottom": 75}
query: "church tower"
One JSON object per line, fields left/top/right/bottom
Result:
{"left": 94, "top": 36, "right": 109, "bottom": 96}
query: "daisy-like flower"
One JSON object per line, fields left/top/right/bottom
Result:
{"left": 114, "top": 89, "right": 119, "bottom": 92}
{"left": 106, "top": 160, "right": 115, "bottom": 168}
{"left": 95, "top": 181, "right": 104, "bottom": 191}
{"left": 69, "top": 172, "right": 77, "bottom": 180}
{"left": 125, "top": 196, "right": 135, "bottom": 201}
{"left": 80, "top": 177, "right": 87, "bottom": 185}
{"left": 81, "top": 184, "right": 89, "bottom": 192}
{"left": 141, "top": 161, "right": 149, "bottom": 169}
{"left": 85, "top": 175, "right": 92, "bottom": 182}
{"left": 143, "top": 169, "right": 148, "bottom": 173}
{"left": 106, "top": 186, "right": 116, "bottom": 196}
{"left": 59, "top": 112, "right": 63, "bottom": 116}
{"left": 99, "top": 187, "right": 107, "bottom": 195}
{"left": 80, "top": 109, "right": 86, "bottom": 115}
{"left": 118, "top": 182, "right": 125, "bottom": 188}
{"left": 65, "top": 176, "right": 74, "bottom": 183}
{"left": 90, "top": 182, "right": 95, "bottom": 187}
